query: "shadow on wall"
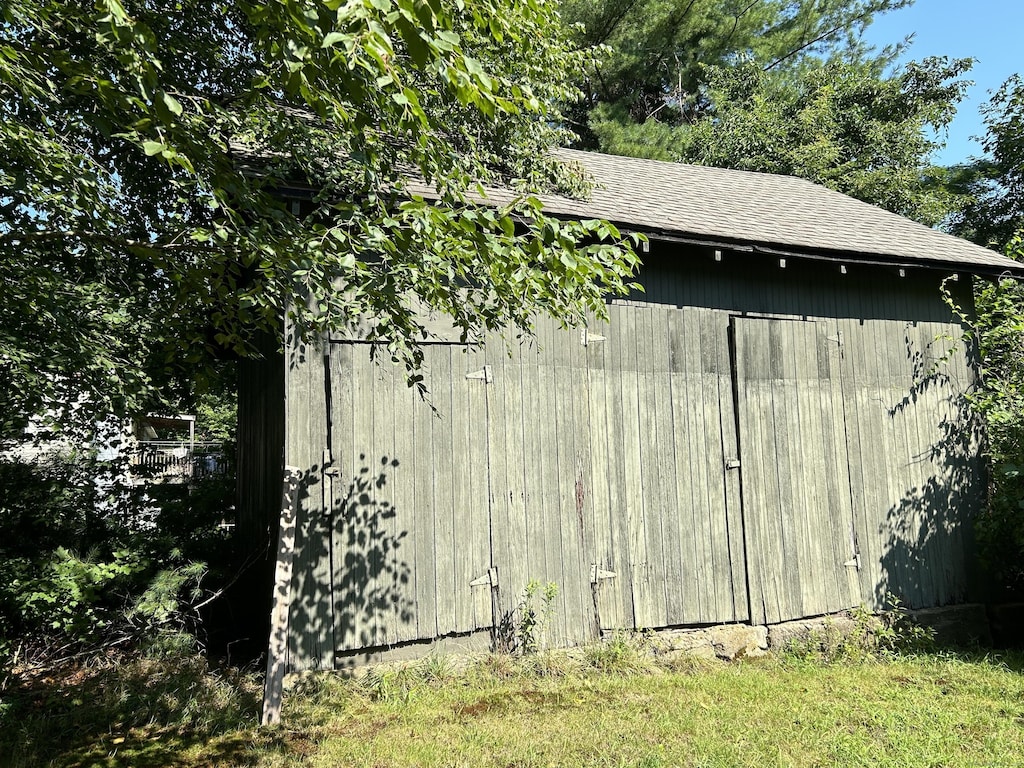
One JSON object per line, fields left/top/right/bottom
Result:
{"left": 285, "top": 454, "right": 415, "bottom": 668}
{"left": 334, "top": 455, "right": 414, "bottom": 651}
{"left": 874, "top": 328, "right": 982, "bottom": 615}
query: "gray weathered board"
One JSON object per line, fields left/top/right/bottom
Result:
{"left": 280, "top": 290, "right": 978, "bottom": 669}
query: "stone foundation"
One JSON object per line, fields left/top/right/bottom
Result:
{"left": 292, "top": 602, "right": 1006, "bottom": 685}
{"left": 631, "top": 603, "right": 996, "bottom": 659}
{"left": 766, "top": 614, "right": 865, "bottom": 650}
{"left": 611, "top": 624, "right": 769, "bottom": 661}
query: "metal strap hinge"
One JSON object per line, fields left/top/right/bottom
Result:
{"left": 470, "top": 566, "right": 499, "bottom": 588}
{"left": 322, "top": 449, "right": 340, "bottom": 477}
{"left": 725, "top": 458, "right": 741, "bottom": 470}
{"left": 581, "top": 329, "right": 607, "bottom": 347}
{"left": 465, "top": 366, "right": 493, "bottom": 383}
{"left": 827, "top": 331, "right": 843, "bottom": 345}
{"left": 844, "top": 524, "right": 861, "bottom": 570}
{"left": 590, "top": 564, "right": 616, "bottom": 584}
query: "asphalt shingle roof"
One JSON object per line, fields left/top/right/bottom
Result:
{"left": 493, "top": 149, "right": 1021, "bottom": 277}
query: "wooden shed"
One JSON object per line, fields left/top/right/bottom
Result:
{"left": 238, "top": 150, "right": 1024, "bottom": 671}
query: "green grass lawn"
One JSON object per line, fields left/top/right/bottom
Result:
{"left": 4, "top": 648, "right": 1024, "bottom": 767}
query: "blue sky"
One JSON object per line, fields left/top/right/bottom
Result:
{"left": 863, "top": 0, "right": 1023, "bottom": 166}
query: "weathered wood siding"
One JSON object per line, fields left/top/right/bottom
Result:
{"left": 272, "top": 248, "right": 982, "bottom": 669}
{"left": 734, "top": 317, "right": 859, "bottom": 624}
{"left": 636, "top": 252, "right": 981, "bottom": 619}
{"left": 236, "top": 330, "right": 284, "bottom": 556}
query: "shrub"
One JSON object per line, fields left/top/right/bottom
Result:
{"left": 0, "top": 450, "right": 235, "bottom": 667}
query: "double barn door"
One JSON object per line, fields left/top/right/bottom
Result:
{"left": 294, "top": 302, "right": 965, "bottom": 664}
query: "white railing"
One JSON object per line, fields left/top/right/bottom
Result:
{"left": 129, "top": 441, "right": 230, "bottom": 483}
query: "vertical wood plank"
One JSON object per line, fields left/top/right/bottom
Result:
{"left": 505, "top": 331, "right": 533, "bottom": 642}
{"left": 700, "top": 308, "right": 732, "bottom": 621}
{"left": 412, "top": 352, "right": 438, "bottom": 641}
{"left": 536, "top": 317, "right": 569, "bottom": 647}
{"left": 599, "top": 306, "right": 634, "bottom": 629}
{"left": 619, "top": 305, "right": 649, "bottom": 627}
{"left": 814, "top": 323, "right": 854, "bottom": 612}
{"left": 682, "top": 309, "right": 714, "bottom": 621}
{"left": 554, "top": 321, "right": 587, "bottom": 645}
{"left": 484, "top": 333, "right": 513, "bottom": 637}
{"left": 449, "top": 347, "right": 472, "bottom": 634}
{"left": 609, "top": 304, "right": 636, "bottom": 630}
{"left": 569, "top": 320, "right": 599, "bottom": 642}
{"left": 462, "top": 345, "right": 494, "bottom": 632}
{"left": 285, "top": 332, "right": 334, "bottom": 669}
{"left": 733, "top": 317, "right": 772, "bottom": 624}
{"left": 649, "top": 308, "right": 683, "bottom": 625}
{"left": 669, "top": 308, "right": 702, "bottom": 623}
{"left": 451, "top": 346, "right": 485, "bottom": 633}
{"left": 430, "top": 348, "right": 457, "bottom": 636}
{"left": 584, "top": 313, "right": 616, "bottom": 631}
{"left": 837, "top": 311, "right": 880, "bottom": 608}
{"left": 636, "top": 307, "right": 668, "bottom": 628}
{"left": 370, "top": 357, "right": 397, "bottom": 646}
{"left": 330, "top": 345, "right": 355, "bottom": 652}
{"left": 518, "top": 330, "right": 545, "bottom": 607}
{"left": 388, "top": 359, "right": 418, "bottom": 644}
{"left": 715, "top": 312, "right": 748, "bottom": 622}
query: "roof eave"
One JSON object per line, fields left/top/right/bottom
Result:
{"left": 612, "top": 223, "right": 1024, "bottom": 281}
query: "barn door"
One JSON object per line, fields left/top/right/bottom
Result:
{"left": 732, "top": 317, "right": 861, "bottom": 625}
{"left": 584, "top": 304, "right": 749, "bottom": 634}
{"left": 482, "top": 318, "right": 600, "bottom": 650}
{"left": 326, "top": 341, "right": 494, "bottom": 655}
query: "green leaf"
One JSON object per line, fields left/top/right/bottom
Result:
{"left": 322, "top": 31, "right": 348, "bottom": 48}
{"left": 161, "top": 91, "right": 183, "bottom": 117}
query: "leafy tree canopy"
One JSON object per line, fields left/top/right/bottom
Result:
{"left": 561, "top": 0, "right": 976, "bottom": 225}
{"left": 590, "top": 57, "right": 972, "bottom": 225}
{"left": 947, "top": 74, "right": 1024, "bottom": 250}
{"left": 0, "top": 0, "right": 639, "bottom": 436}
{"left": 561, "top": 0, "right": 911, "bottom": 139}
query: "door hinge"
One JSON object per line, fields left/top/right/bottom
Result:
{"left": 590, "top": 564, "right": 617, "bottom": 584}
{"left": 465, "top": 366, "right": 493, "bottom": 383}
{"left": 580, "top": 329, "right": 607, "bottom": 347}
{"left": 827, "top": 331, "right": 843, "bottom": 346}
{"left": 322, "top": 449, "right": 340, "bottom": 477}
{"left": 844, "top": 524, "right": 861, "bottom": 570}
{"left": 725, "top": 458, "right": 741, "bottom": 470}
{"left": 470, "top": 567, "right": 499, "bottom": 588}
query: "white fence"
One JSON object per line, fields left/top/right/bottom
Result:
{"left": 129, "top": 441, "right": 230, "bottom": 483}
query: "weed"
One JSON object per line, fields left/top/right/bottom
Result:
{"left": 584, "top": 631, "right": 653, "bottom": 675}
{"left": 495, "top": 579, "right": 559, "bottom": 655}
{"left": 472, "top": 651, "right": 520, "bottom": 681}
{"left": 781, "top": 602, "right": 937, "bottom": 664}
{"left": 361, "top": 654, "right": 454, "bottom": 703}
{"left": 874, "top": 596, "right": 938, "bottom": 655}
{"left": 517, "top": 579, "right": 558, "bottom": 655}
{"left": 780, "top": 611, "right": 872, "bottom": 664}
{"left": 517, "top": 648, "right": 575, "bottom": 678}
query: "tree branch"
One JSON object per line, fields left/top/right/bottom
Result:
{"left": 763, "top": 9, "right": 876, "bottom": 72}
{"left": 587, "top": 0, "right": 643, "bottom": 48}
{"left": 0, "top": 228, "right": 213, "bottom": 253}
{"left": 722, "top": 0, "right": 761, "bottom": 52}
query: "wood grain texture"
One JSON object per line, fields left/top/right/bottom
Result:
{"left": 273, "top": 254, "right": 984, "bottom": 667}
